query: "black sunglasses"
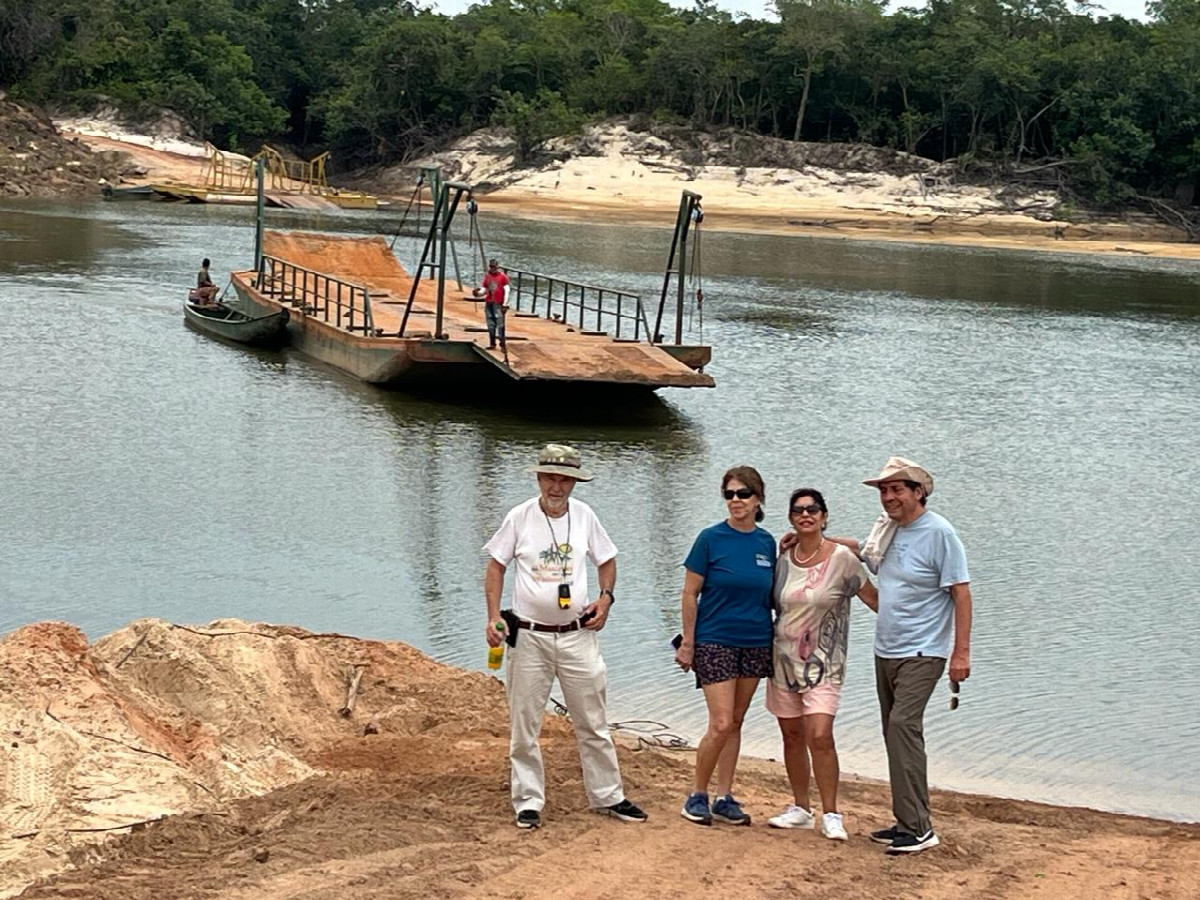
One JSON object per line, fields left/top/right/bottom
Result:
{"left": 949, "top": 680, "right": 961, "bottom": 711}
{"left": 722, "top": 488, "right": 755, "bottom": 500}
{"left": 790, "top": 503, "right": 823, "bottom": 516}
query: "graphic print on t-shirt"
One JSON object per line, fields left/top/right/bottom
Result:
{"left": 783, "top": 562, "right": 847, "bottom": 689}
{"left": 534, "top": 542, "right": 573, "bottom": 582}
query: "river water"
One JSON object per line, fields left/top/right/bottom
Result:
{"left": 1, "top": 198, "right": 1197, "bottom": 822}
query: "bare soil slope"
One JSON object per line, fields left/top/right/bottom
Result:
{"left": 1, "top": 620, "right": 1196, "bottom": 900}
{"left": 0, "top": 96, "right": 130, "bottom": 198}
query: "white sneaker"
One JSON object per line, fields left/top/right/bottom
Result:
{"left": 822, "top": 812, "right": 848, "bottom": 841}
{"left": 767, "top": 805, "right": 815, "bottom": 829}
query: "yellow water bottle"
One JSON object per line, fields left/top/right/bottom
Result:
{"left": 487, "top": 621, "right": 506, "bottom": 670}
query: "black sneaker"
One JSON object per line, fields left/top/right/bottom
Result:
{"left": 870, "top": 825, "right": 903, "bottom": 844}
{"left": 886, "top": 829, "right": 940, "bottom": 854}
{"left": 605, "top": 799, "right": 648, "bottom": 822}
{"left": 516, "top": 809, "right": 541, "bottom": 829}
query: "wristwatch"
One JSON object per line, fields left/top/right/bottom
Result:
{"left": 599, "top": 588, "right": 615, "bottom": 603}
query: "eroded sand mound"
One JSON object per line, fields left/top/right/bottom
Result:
{"left": 0, "top": 619, "right": 511, "bottom": 897}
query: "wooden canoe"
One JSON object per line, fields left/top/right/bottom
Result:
{"left": 183, "top": 297, "right": 289, "bottom": 347}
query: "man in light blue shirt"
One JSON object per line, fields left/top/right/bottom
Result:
{"left": 859, "top": 457, "right": 972, "bottom": 855}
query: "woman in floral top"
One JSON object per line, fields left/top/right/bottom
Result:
{"left": 766, "top": 488, "right": 878, "bottom": 841}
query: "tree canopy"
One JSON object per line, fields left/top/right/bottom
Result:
{"left": 2, "top": 0, "right": 1197, "bottom": 208}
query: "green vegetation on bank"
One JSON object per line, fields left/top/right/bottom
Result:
{"left": 2, "top": 0, "right": 1197, "bottom": 210}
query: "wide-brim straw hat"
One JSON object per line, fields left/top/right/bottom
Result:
{"left": 863, "top": 456, "right": 934, "bottom": 496}
{"left": 529, "top": 443, "right": 593, "bottom": 481}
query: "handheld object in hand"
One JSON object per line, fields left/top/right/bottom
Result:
{"left": 949, "top": 680, "right": 961, "bottom": 711}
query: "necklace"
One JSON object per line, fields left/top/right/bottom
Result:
{"left": 792, "top": 537, "right": 824, "bottom": 566}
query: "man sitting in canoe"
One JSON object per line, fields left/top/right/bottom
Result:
{"left": 194, "top": 258, "right": 220, "bottom": 305}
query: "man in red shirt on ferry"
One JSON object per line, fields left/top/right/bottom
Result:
{"left": 481, "top": 257, "right": 510, "bottom": 349}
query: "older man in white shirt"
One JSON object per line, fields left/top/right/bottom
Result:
{"left": 484, "top": 443, "right": 647, "bottom": 830}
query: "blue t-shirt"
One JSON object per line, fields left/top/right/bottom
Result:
{"left": 867, "top": 510, "right": 970, "bottom": 659}
{"left": 684, "top": 522, "right": 776, "bottom": 648}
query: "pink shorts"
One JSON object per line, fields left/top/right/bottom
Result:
{"left": 765, "top": 679, "right": 842, "bottom": 719}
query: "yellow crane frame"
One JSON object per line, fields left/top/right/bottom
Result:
{"left": 201, "top": 143, "right": 334, "bottom": 196}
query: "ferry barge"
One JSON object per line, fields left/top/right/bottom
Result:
{"left": 229, "top": 188, "right": 713, "bottom": 392}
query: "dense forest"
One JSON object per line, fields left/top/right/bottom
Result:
{"left": 1, "top": 0, "right": 1198, "bottom": 209}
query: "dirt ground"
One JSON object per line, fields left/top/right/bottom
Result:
{"left": 1, "top": 620, "right": 1196, "bottom": 900}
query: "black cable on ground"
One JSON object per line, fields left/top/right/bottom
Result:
{"left": 548, "top": 699, "right": 694, "bottom": 750}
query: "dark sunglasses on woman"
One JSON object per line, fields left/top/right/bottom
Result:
{"left": 722, "top": 488, "right": 755, "bottom": 500}
{"left": 791, "top": 504, "right": 822, "bottom": 516}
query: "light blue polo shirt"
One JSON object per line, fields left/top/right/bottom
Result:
{"left": 865, "top": 510, "right": 969, "bottom": 659}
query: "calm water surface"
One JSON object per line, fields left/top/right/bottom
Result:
{"left": 1, "top": 198, "right": 1197, "bottom": 822}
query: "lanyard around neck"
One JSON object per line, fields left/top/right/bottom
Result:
{"left": 542, "top": 504, "right": 572, "bottom": 582}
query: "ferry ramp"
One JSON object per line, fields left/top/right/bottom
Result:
{"left": 474, "top": 341, "right": 712, "bottom": 388}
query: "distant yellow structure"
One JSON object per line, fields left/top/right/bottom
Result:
{"left": 151, "top": 143, "right": 380, "bottom": 210}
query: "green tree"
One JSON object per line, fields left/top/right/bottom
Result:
{"left": 774, "top": 0, "right": 884, "bottom": 141}
{"left": 491, "top": 87, "right": 582, "bottom": 162}
{"left": 310, "top": 9, "right": 470, "bottom": 162}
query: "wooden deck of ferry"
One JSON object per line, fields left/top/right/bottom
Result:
{"left": 230, "top": 230, "right": 713, "bottom": 391}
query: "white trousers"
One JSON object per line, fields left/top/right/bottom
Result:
{"left": 505, "top": 628, "right": 625, "bottom": 813}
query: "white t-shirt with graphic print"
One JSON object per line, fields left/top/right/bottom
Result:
{"left": 484, "top": 496, "right": 617, "bottom": 626}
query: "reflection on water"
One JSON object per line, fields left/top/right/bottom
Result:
{"left": 1, "top": 198, "right": 1197, "bottom": 822}
{"left": 0, "top": 203, "right": 142, "bottom": 273}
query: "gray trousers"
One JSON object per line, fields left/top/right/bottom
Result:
{"left": 485, "top": 302, "right": 505, "bottom": 345}
{"left": 875, "top": 655, "right": 946, "bottom": 836}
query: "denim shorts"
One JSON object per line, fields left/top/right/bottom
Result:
{"left": 693, "top": 643, "right": 772, "bottom": 688}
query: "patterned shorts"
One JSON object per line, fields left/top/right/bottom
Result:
{"left": 693, "top": 643, "right": 773, "bottom": 688}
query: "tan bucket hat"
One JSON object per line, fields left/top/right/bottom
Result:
{"left": 863, "top": 456, "right": 934, "bottom": 496}
{"left": 529, "top": 443, "right": 593, "bottom": 481}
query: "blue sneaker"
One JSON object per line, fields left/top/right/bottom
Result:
{"left": 712, "top": 794, "right": 752, "bottom": 826}
{"left": 681, "top": 791, "right": 712, "bottom": 825}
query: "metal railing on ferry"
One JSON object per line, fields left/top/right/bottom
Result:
{"left": 504, "top": 269, "right": 652, "bottom": 341}
{"left": 255, "top": 255, "right": 376, "bottom": 334}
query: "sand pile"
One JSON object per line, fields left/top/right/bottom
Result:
{"left": 0, "top": 619, "right": 513, "bottom": 897}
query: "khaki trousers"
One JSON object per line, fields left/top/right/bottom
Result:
{"left": 875, "top": 655, "right": 946, "bottom": 836}
{"left": 506, "top": 628, "right": 624, "bottom": 814}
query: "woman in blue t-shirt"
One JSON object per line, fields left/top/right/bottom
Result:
{"left": 674, "top": 465, "right": 776, "bottom": 827}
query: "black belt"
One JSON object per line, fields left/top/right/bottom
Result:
{"left": 513, "top": 616, "right": 584, "bottom": 634}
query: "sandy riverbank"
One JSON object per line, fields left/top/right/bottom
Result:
{"left": 55, "top": 118, "right": 1200, "bottom": 261}
{"left": 0, "top": 619, "right": 1196, "bottom": 900}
